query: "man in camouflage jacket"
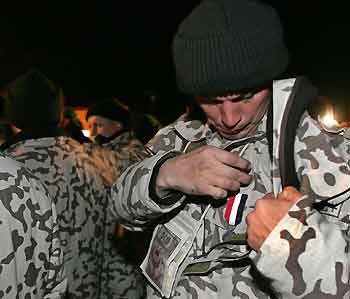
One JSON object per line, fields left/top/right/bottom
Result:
{"left": 111, "top": 0, "right": 350, "bottom": 298}
{"left": 3, "top": 70, "right": 146, "bottom": 299}
{"left": 0, "top": 152, "right": 67, "bottom": 298}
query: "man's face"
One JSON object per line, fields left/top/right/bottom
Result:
{"left": 87, "top": 115, "right": 122, "bottom": 143}
{"left": 196, "top": 88, "right": 270, "bottom": 140}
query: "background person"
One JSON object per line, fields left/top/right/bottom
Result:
{"left": 86, "top": 97, "right": 154, "bottom": 270}
{"left": 86, "top": 98, "right": 130, "bottom": 145}
{"left": 3, "top": 69, "right": 146, "bottom": 299}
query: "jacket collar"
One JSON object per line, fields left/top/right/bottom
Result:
{"left": 173, "top": 114, "right": 267, "bottom": 145}
{"left": 1, "top": 126, "right": 66, "bottom": 150}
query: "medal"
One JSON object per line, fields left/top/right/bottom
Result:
{"left": 224, "top": 193, "right": 248, "bottom": 225}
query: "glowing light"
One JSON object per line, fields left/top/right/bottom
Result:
{"left": 82, "top": 130, "right": 90, "bottom": 137}
{"left": 321, "top": 114, "right": 339, "bottom": 129}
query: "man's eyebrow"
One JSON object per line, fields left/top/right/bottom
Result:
{"left": 202, "top": 96, "right": 245, "bottom": 104}
{"left": 199, "top": 97, "right": 223, "bottom": 104}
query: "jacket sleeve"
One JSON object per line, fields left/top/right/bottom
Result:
{"left": 255, "top": 195, "right": 350, "bottom": 298}
{"left": 256, "top": 114, "right": 350, "bottom": 298}
{"left": 110, "top": 126, "right": 186, "bottom": 231}
{"left": 82, "top": 136, "right": 148, "bottom": 187}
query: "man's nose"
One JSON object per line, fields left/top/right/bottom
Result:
{"left": 221, "top": 101, "right": 241, "bottom": 128}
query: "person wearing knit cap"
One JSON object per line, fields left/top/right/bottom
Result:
{"left": 87, "top": 97, "right": 155, "bottom": 274}
{"left": 3, "top": 69, "right": 147, "bottom": 299}
{"left": 5, "top": 69, "right": 64, "bottom": 130}
{"left": 86, "top": 99, "right": 131, "bottom": 145}
{"left": 111, "top": 0, "right": 350, "bottom": 298}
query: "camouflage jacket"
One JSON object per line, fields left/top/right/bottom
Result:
{"left": 83, "top": 131, "right": 148, "bottom": 299}
{"left": 0, "top": 152, "right": 67, "bottom": 298}
{"left": 112, "top": 79, "right": 350, "bottom": 298}
{"left": 4, "top": 132, "right": 146, "bottom": 299}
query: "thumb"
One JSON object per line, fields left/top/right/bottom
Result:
{"left": 280, "top": 186, "right": 303, "bottom": 203}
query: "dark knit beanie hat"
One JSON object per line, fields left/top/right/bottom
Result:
{"left": 6, "top": 69, "right": 63, "bottom": 129}
{"left": 86, "top": 99, "right": 130, "bottom": 127}
{"left": 173, "top": 0, "right": 289, "bottom": 96}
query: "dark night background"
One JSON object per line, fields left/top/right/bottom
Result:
{"left": 1, "top": 1, "right": 350, "bottom": 123}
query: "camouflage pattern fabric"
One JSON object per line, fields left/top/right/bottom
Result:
{"left": 255, "top": 79, "right": 350, "bottom": 299}
{"left": 0, "top": 152, "right": 67, "bottom": 298}
{"left": 112, "top": 79, "right": 350, "bottom": 298}
{"left": 85, "top": 132, "right": 149, "bottom": 299}
{"left": 5, "top": 132, "right": 146, "bottom": 299}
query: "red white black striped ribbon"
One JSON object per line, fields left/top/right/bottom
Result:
{"left": 224, "top": 193, "right": 248, "bottom": 225}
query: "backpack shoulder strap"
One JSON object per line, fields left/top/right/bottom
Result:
{"left": 277, "top": 76, "right": 318, "bottom": 189}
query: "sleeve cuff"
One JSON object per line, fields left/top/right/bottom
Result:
{"left": 149, "top": 151, "right": 184, "bottom": 206}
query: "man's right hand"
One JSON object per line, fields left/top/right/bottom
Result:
{"left": 155, "top": 145, "right": 252, "bottom": 199}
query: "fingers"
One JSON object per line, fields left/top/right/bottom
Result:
{"left": 201, "top": 146, "right": 252, "bottom": 186}
{"left": 204, "top": 185, "right": 228, "bottom": 199}
{"left": 278, "top": 186, "right": 304, "bottom": 203}
{"left": 209, "top": 167, "right": 251, "bottom": 191}
{"left": 260, "top": 192, "right": 275, "bottom": 200}
{"left": 246, "top": 212, "right": 257, "bottom": 246}
{"left": 157, "top": 145, "right": 253, "bottom": 199}
{"left": 214, "top": 149, "right": 251, "bottom": 171}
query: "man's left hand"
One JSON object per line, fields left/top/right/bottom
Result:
{"left": 246, "top": 186, "right": 304, "bottom": 251}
